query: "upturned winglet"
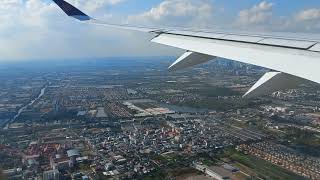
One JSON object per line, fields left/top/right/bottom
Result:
{"left": 53, "top": 0, "right": 91, "bottom": 21}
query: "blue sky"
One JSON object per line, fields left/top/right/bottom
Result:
{"left": 0, "top": 0, "right": 319, "bottom": 61}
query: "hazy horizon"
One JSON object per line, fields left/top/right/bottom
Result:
{"left": 1, "top": 0, "right": 320, "bottom": 61}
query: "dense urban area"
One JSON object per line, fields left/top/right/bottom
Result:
{"left": 0, "top": 57, "right": 320, "bottom": 180}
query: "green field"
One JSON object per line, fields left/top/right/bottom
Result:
{"left": 222, "top": 149, "right": 303, "bottom": 180}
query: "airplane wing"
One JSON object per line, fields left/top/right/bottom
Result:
{"left": 53, "top": 0, "right": 320, "bottom": 98}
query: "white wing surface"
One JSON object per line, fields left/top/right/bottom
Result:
{"left": 53, "top": 0, "right": 320, "bottom": 97}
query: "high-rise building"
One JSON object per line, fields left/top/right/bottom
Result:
{"left": 43, "top": 169, "right": 60, "bottom": 180}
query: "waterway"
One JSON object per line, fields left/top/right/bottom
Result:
{"left": 3, "top": 85, "right": 47, "bottom": 129}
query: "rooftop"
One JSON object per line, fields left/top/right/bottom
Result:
{"left": 67, "top": 149, "right": 80, "bottom": 157}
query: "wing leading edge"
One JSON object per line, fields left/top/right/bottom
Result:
{"left": 53, "top": 0, "right": 320, "bottom": 97}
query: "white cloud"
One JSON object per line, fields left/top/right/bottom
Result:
{"left": 0, "top": 0, "right": 22, "bottom": 10}
{"left": 236, "top": 1, "right": 274, "bottom": 27}
{"left": 0, "top": 0, "right": 180, "bottom": 61}
{"left": 234, "top": 2, "right": 320, "bottom": 33}
{"left": 128, "top": 0, "right": 216, "bottom": 28}
{"left": 70, "top": 0, "right": 126, "bottom": 13}
{"left": 1, "top": 0, "right": 320, "bottom": 61}
{"left": 291, "top": 8, "right": 320, "bottom": 32}
{"left": 1, "top": 0, "right": 124, "bottom": 31}
{"left": 296, "top": 8, "right": 320, "bottom": 21}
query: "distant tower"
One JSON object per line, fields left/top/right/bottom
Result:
{"left": 43, "top": 169, "right": 59, "bottom": 180}
{"left": 54, "top": 100, "right": 59, "bottom": 113}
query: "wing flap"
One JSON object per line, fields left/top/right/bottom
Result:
{"left": 169, "top": 31, "right": 226, "bottom": 39}
{"left": 258, "top": 38, "right": 316, "bottom": 49}
{"left": 223, "top": 35, "right": 263, "bottom": 43}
